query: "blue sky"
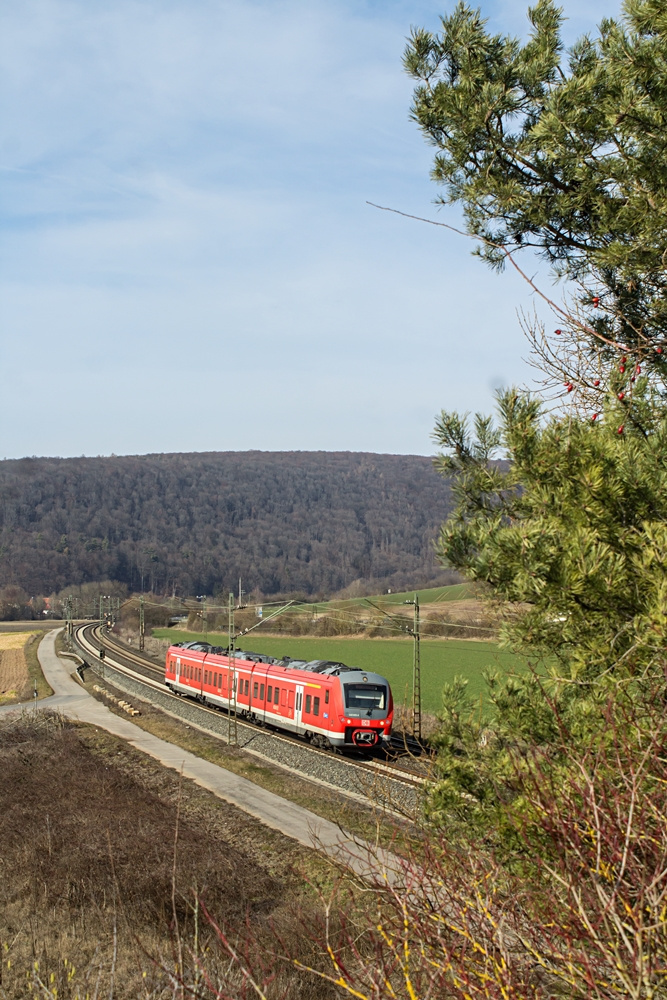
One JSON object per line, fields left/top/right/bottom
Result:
{"left": 1, "top": 0, "right": 612, "bottom": 459}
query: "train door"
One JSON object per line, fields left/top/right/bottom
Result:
{"left": 294, "top": 684, "right": 304, "bottom": 733}
{"left": 323, "top": 684, "right": 332, "bottom": 735}
{"left": 176, "top": 657, "right": 181, "bottom": 685}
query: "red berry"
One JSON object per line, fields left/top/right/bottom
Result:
{"left": 621, "top": 356, "right": 627, "bottom": 363}
{"left": 619, "top": 365, "right": 625, "bottom": 373}
{"left": 555, "top": 328, "right": 562, "bottom": 336}
{"left": 657, "top": 347, "right": 663, "bottom": 354}
{"left": 567, "top": 384, "right": 574, "bottom": 392}
{"left": 618, "top": 392, "right": 625, "bottom": 400}
{"left": 636, "top": 365, "right": 641, "bottom": 373}
{"left": 631, "top": 376, "right": 636, "bottom": 383}
{"left": 594, "top": 379, "right": 600, "bottom": 387}
{"left": 618, "top": 425, "right": 624, "bottom": 434}
{"left": 592, "top": 413, "right": 598, "bottom": 421}
{"left": 592, "top": 296, "right": 600, "bottom": 307}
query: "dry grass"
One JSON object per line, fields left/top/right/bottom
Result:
{"left": 0, "top": 648, "right": 27, "bottom": 699}
{"left": 82, "top": 670, "right": 416, "bottom": 845}
{"left": 25, "top": 629, "right": 53, "bottom": 699}
{"left": 391, "top": 702, "right": 440, "bottom": 741}
{"left": 0, "top": 632, "right": 39, "bottom": 703}
{"left": 0, "top": 632, "right": 35, "bottom": 651}
{"left": 0, "top": 711, "right": 346, "bottom": 999}
{"left": 116, "top": 627, "right": 170, "bottom": 663}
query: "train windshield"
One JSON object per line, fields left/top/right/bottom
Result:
{"left": 344, "top": 684, "right": 387, "bottom": 710}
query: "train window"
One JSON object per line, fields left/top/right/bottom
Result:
{"left": 344, "top": 684, "right": 387, "bottom": 710}
{"left": 274, "top": 687, "right": 279, "bottom": 705}
{"left": 245, "top": 680, "right": 249, "bottom": 695}
{"left": 260, "top": 684, "right": 265, "bottom": 701}
{"left": 281, "top": 688, "right": 286, "bottom": 706}
{"left": 325, "top": 690, "right": 329, "bottom": 704}
{"left": 267, "top": 685, "right": 273, "bottom": 702}
{"left": 288, "top": 691, "right": 294, "bottom": 709}
{"left": 305, "top": 695, "right": 312, "bottom": 714}
{"left": 313, "top": 697, "right": 320, "bottom": 716}
{"left": 253, "top": 682, "right": 258, "bottom": 699}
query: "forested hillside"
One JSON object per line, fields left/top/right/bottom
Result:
{"left": 0, "top": 451, "right": 454, "bottom": 597}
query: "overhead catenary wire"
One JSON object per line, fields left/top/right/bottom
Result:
{"left": 119, "top": 596, "right": 499, "bottom": 640}
{"left": 119, "top": 583, "right": 473, "bottom": 616}
{"left": 122, "top": 603, "right": 496, "bottom": 635}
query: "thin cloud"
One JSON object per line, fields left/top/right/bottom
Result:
{"left": 0, "top": 0, "right": 610, "bottom": 458}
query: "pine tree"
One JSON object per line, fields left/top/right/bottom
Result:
{"left": 405, "top": 1, "right": 667, "bottom": 826}
{"left": 426, "top": 382, "right": 667, "bottom": 829}
{"left": 404, "top": 0, "right": 667, "bottom": 377}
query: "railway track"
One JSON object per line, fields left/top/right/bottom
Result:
{"left": 73, "top": 623, "right": 429, "bottom": 794}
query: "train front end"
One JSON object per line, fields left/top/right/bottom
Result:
{"left": 332, "top": 669, "right": 393, "bottom": 750}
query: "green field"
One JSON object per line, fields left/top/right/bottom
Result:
{"left": 153, "top": 629, "right": 527, "bottom": 714}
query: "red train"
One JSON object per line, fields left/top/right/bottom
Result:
{"left": 164, "top": 642, "right": 393, "bottom": 749}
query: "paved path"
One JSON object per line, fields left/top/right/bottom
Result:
{"left": 1, "top": 630, "right": 398, "bottom": 881}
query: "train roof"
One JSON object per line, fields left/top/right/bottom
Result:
{"left": 169, "top": 642, "right": 378, "bottom": 678}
